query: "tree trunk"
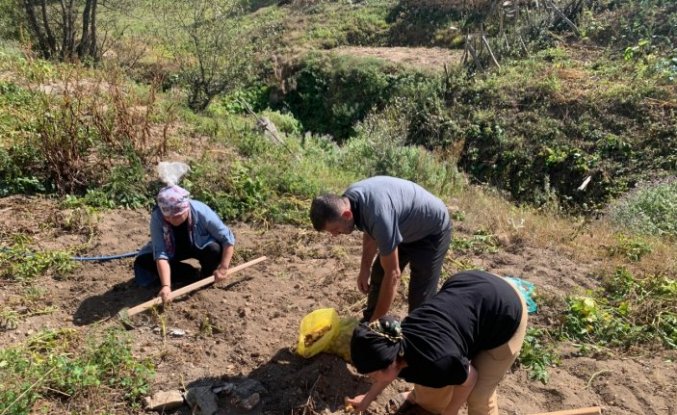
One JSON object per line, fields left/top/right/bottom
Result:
{"left": 77, "top": 0, "right": 98, "bottom": 60}
{"left": 89, "top": 0, "right": 97, "bottom": 58}
{"left": 23, "top": 0, "right": 51, "bottom": 58}
{"left": 40, "top": 0, "right": 57, "bottom": 53}
{"left": 23, "top": 0, "right": 100, "bottom": 62}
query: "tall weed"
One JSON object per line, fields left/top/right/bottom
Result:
{"left": 607, "top": 181, "right": 677, "bottom": 237}
{"left": 1, "top": 64, "right": 170, "bottom": 204}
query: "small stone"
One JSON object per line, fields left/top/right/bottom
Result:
{"left": 169, "top": 328, "right": 186, "bottom": 337}
{"left": 143, "top": 390, "right": 184, "bottom": 411}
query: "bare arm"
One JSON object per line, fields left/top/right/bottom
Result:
{"left": 345, "top": 377, "right": 393, "bottom": 412}
{"left": 357, "top": 233, "right": 378, "bottom": 293}
{"left": 214, "top": 244, "right": 234, "bottom": 282}
{"left": 369, "top": 247, "right": 400, "bottom": 322}
{"left": 156, "top": 259, "right": 172, "bottom": 303}
{"left": 442, "top": 364, "right": 478, "bottom": 415}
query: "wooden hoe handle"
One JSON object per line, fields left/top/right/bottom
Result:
{"left": 124, "top": 256, "right": 267, "bottom": 318}
{"left": 528, "top": 407, "right": 602, "bottom": 415}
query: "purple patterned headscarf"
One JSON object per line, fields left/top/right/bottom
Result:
{"left": 157, "top": 185, "right": 190, "bottom": 217}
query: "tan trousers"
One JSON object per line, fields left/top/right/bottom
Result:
{"left": 410, "top": 280, "right": 529, "bottom": 415}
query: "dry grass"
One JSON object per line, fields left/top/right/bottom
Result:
{"left": 454, "top": 185, "right": 677, "bottom": 277}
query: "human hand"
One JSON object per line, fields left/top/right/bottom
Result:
{"left": 214, "top": 265, "right": 229, "bottom": 282}
{"left": 345, "top": 394, "right": 370, "bottom": 412}
{"left": 357, "top": 270, "right": 370, "bottom": 294}
{"left": 159, "top": 285, "right": 172, "bottom": 304}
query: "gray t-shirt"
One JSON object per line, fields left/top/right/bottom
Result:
{"left": 343, "top": 176, "right": 450, "bottom": 255}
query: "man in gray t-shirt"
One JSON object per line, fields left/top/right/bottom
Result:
{"left": 310, "top": 176, "right": 452, "bottom": 322}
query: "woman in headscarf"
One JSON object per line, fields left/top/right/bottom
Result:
{"left": 134, "top": 185, "right": 235, "bottom": 303}
{"left": 346, "top": 270, "right": 528, "bottom": 415}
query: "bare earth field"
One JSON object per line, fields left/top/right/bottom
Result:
{"left": 0, "top": 195, "right": 675, "bottom": 415}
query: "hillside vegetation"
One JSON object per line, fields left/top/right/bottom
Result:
{"left": 0, "top": 0, "right": 675, "bottom": 414}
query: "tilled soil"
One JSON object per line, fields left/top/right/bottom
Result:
{"left": 0, "top": 195, "right": 675, "bottom": 415}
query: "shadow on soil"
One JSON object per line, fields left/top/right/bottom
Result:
{"left": 72, "top": 262, "right": 204, "bottom": 326}
{"left": 176, "top": 349, "right": 370, "bottom": 414}
{"left": 72, "top": 279, "right": 155, "bottom": 326}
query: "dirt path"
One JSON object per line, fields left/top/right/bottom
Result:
{"left": 330, "top": 46, "right": 463, "bottom": 70}
{"left": 1, "top": 196, "right": 675, "bottom": 415}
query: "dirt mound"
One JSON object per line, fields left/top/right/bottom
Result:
{"left": 1, "top": 196, "right": 675, "bottom": 415}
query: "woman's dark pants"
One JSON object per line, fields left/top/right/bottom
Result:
{"left": 133, "top": 242, "right": 222, "bottom": 287}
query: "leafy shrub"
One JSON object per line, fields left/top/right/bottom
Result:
{"left": 0, "top": 146, "right": 48, "bottom": 196}
{"left": 0, "top": 239, "right": 77, "bottom": 283}
{"left": 607, "top": 181, "right": 677, "bottom": 237}
{"left": 0, "top": 0, "right": 23, "bottom": 40}
{"left": 386, "top": 0, "right": 463, "bottom": 46}
{"left": 260, "top": 109, "right": 302, "bottom": 136}
{"left": 83, "top": 157, "right": 153, "bottom": 209}
{"left": 340, "top": 101, "right": 462, "bottom": 197}
{"left": 516, "top": 328, "right": 559, "bottom": 384}
{"left": 560, "top": 268, "right": 676, "bottom": 349}
{"left": 451, "top": 230, "right": 499, "bottom": 254}
{"left": 606, "top": 234, "right": 653, "bottom": 262}
{"left": 187, "top": 158, "right": 271, "bottom": 223}
{"left": 283, "top": 53, "right": 420, "bottom": 141}
{"left": 218, "top": 84, "right": 271, "bottom": 115}
{"left": 0, "top": 328, "right": 154, "bottom": 415}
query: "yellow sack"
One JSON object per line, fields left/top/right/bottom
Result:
{"left": 296, "top": 308, "right": 340, "bottom": 358}
{"left": 326, "top": 316, "right": 359, "bottom": 362}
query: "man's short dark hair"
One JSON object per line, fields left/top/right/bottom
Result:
{"left": 309, "top": 194, "right": 344, "bottom": 231}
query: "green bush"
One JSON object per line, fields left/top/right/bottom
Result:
{"left": 581, "top": 0, "right": 675, "bottom": 55}
{"left": 607, "top": 181, "right": 677, "bottom": 237}
{"left": 0, "top": 145, "right": 48, "bottom": 196}
{"left": 188, "top": 159, "right": 271, "bottom": 223}
{"left": 83, "top": 157, "right": 153, "bottom": 209}
{"left": 0, "top": 328, "right": 154, "bottom": 415}
{"left": 386, "top": 0, "right": 463, "bottom": 46}
{"left": 260, "top": 109, "right": 302, "bottom": 136}
{"left": 606, "top": 234, "right": 653, "bottom": 262}
{"left": 0, "top": 0, "right": 23, "bottom": 41}
{"left": 340, "top": 103, "right": 462, "bottom": 197}
{"left": 560, "top": 268, "right": 677, "bottom": 349}
{"left": 283, "top": 53, "right": 423, "bottom": 141}
{"left": 217, "top": 84, "right": 271, "bottom": 115}
{"left": 0, "top": 241, "right": 77, "bottom": 283}
{"left": 516, "top": 328, "right": 559, "bottom": 384}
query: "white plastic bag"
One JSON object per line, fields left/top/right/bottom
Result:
{"left": 157, "top": 161, "right": 190, "bottom": 186}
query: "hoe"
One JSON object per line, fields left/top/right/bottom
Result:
{"left": 117, "top": 256, "right": 267, "bottom": 328}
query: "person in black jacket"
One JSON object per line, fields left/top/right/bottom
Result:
{"left": 346, "top": 270, "right": 528, "bottom": 415}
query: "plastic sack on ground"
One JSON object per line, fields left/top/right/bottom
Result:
{"left": 505, "top": 276, "right": 538, "bottom": 314}
{"left": 326, "top": 316, "right": 359, "bottom": 362}
{"left": 296, "top": 308, "right": 359, "bottom": 362}
{"left": 296, "top": 308, "right": 340, "bottom": 358}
